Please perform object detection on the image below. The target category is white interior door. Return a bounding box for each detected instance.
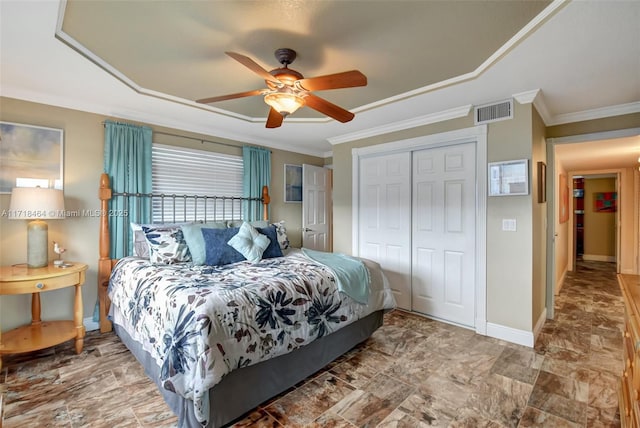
[358,152,412,309]
[302,164,331,251]
[412,142,476,327]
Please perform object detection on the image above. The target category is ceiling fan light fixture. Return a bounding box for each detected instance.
[264,92,305,116]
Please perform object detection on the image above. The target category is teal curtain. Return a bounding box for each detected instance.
[242,146,271,221]
[104,120,152,258]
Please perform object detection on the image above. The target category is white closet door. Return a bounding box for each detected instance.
[358,152,412,309]
[412,142,476,327]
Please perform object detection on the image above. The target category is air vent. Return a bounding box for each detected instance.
[474,99,513,125]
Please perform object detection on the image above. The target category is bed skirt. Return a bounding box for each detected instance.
[114,309,384,427]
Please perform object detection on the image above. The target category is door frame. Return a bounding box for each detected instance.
[351,125,488,334]
[546,127,640,319]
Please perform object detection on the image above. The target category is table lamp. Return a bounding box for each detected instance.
[9,187,65,268]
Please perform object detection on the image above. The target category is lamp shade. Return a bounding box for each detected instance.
[9,187,65,219]
[264,92,305,116]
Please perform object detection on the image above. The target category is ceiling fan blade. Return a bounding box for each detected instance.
[297,70,367,91]
[226,52,282,85]
[196,89,265,104]
[304,93,355,123]
[266,107,284,128]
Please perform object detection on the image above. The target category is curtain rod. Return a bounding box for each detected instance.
[101,122,270,152]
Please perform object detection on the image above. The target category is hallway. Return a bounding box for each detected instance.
[530,260,623,426]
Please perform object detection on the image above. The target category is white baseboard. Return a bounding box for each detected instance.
[486,322,534,348]
[533,307,547,341]
[84,317,100,332]
[582,254,616,262]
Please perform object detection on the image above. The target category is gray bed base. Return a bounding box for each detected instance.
[113,309,384,427]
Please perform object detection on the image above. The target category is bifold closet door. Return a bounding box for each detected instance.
[358,152,412,309]
[411,143,476,327]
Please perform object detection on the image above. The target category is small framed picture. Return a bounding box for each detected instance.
[284,164,302,203]
[0,121,64,193]
[537,161,546,203]
[488,159,529,196]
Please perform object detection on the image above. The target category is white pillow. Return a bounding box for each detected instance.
[227,222,270,263]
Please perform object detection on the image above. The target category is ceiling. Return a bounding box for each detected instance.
[1,0,639,161]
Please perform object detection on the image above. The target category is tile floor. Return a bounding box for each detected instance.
[0,260,623,427]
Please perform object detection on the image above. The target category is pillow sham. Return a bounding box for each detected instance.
[202,227,246,266]
[131,222,194,258]
[271,220,290,252]
[257,225,284,259]
[181,222,227,265]
[227,222,270,263]
[142,225,191,264]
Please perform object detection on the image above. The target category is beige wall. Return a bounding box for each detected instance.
[584,177,616,258]
[0,97,323,330]
[485,102,534,332]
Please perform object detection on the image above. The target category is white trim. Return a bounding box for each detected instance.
[351,153,360,256]
[548,127,640,145]
[549,101,640,126]
[352,125,487,157]
[352,125,487,334]
[534,307,548,342]
[486,322,534,348]
[582,254,616,263]
[84,317,99,332]
[513,89,540,105]
[329,105,472,145]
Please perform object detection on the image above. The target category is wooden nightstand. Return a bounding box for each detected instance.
[0,262,88,370]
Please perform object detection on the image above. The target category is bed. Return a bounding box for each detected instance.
[97,173,395,427]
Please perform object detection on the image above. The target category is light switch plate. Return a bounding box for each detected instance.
[502,219,517,231]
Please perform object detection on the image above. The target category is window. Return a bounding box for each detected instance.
[152,144,243,222]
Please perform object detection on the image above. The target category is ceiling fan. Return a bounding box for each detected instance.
[196,48,367,128]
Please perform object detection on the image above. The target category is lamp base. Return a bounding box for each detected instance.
[27,219,48,268]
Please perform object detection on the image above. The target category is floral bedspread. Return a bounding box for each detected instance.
[108,251,395,426]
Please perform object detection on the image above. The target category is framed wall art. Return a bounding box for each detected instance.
[488,159,529,196]
[559,173,569,223]
[284,164,302,203]
[594,192,617,212]
[537,161,546,203]
[0,121,64,193]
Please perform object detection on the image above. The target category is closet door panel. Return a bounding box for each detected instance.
[412,143,476,327]
[358,152,412,309]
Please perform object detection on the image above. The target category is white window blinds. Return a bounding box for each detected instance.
[152,144,244,222]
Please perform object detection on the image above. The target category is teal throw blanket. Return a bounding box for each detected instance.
[301,248,371,304]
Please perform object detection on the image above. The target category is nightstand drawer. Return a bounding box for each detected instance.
[0,272,81,295]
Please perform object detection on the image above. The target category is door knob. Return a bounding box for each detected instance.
[302,228,313,232]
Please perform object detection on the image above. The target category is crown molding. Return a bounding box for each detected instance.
[1,85,328,158]
[327,105,472,145]
[513,89,553,125]
[549,101,640,126]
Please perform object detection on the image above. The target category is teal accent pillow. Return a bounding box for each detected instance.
[228,222,270,263]
[181,222,227,265]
